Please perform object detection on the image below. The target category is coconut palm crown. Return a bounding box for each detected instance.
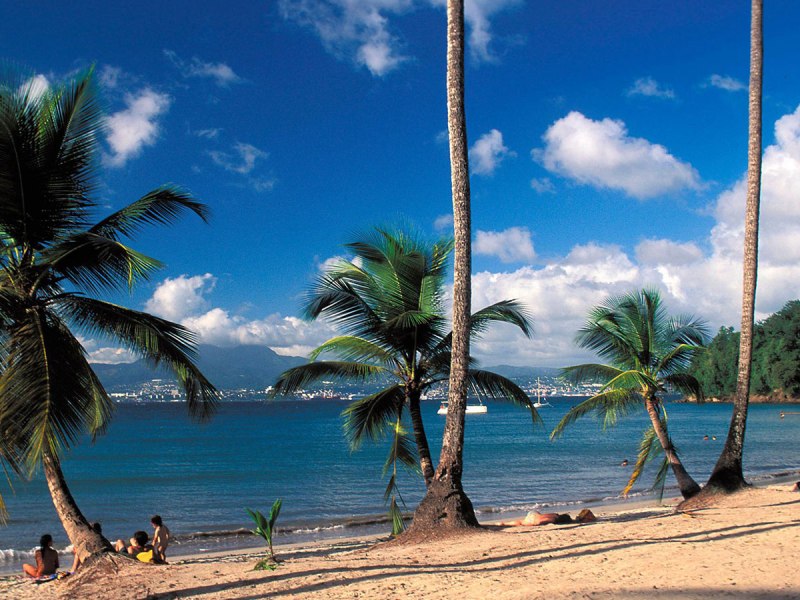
[0,66,217,559]
[551,288,709,499]
[272,227,540,491]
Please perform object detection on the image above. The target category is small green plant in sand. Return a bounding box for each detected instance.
[246,499,282,570]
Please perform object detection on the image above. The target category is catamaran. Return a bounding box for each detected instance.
[437,399,488,415]
[533,377,551,408]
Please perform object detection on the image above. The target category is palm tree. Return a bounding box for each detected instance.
[409,0,478,533]
[705,0,763,494]
[272,227,538,492]
[0,67,217,563]
[551,289,709,500]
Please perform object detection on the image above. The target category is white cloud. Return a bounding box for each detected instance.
[537,111,702,199]
[164,50,243,86]
[104,89,171,167]
[195,128,222,139]
[19,74,50,100]
[434,213,454,230]
[709,74,746,92]
[474,227,535,263]
[98,65,122,89]
[209,142,267,174]
[279,0,520,76]
[626,77,675,99]
[145,274,216,322]
[278,0,413,76]
[530,177,555,194]
[470,128,513,175]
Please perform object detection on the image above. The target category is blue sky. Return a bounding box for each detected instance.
[3,1,800,367]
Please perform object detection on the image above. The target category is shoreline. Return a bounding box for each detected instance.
[2,482,796,599]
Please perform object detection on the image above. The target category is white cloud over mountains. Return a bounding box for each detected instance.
[91,106,800,368]
[537,111,703,199]
[278,0,520,76]
[104,89,171,167]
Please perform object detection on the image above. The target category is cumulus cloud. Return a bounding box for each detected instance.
[98,65,122,89]
[279,0,520,76]
[709,74,746,92]
[474,227,535,263]
[164,50,243,86]
[145,273,216,322]
[104,89,171,167]
[470,128,513,175]
[469,105,800,365]
[626,77,675,99]
[537,111,703,199]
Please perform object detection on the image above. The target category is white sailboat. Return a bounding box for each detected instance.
[437,398,488,415]
[533,377,551,408]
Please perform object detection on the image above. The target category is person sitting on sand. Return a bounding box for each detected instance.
[791,481,800,492]
[500,509,596,527]
[114,530,153,559]
[151,515,171,563]
[70,522,102,573]
[22,534,59,578]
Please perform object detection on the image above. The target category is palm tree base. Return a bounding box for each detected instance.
[405,477,480,534]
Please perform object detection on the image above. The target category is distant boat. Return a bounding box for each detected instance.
[533,378,551,408]
[437,400,487,415]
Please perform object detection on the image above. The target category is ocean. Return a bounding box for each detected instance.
[0,398,797,573]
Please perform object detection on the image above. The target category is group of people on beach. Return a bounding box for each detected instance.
[22,515,170,579]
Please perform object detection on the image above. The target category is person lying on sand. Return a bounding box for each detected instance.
[22,534,59,578]
[500,509,596,527]
[791,481,800,492]
[114,530,153,560]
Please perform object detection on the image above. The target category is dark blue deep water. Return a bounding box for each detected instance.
[1,399,797,572]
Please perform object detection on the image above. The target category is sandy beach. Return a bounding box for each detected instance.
[2,485,797,600]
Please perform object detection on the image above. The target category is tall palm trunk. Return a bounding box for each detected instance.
[409,0,479,531]
[706,0,763,493]
[43,452,112,561]
[407,387,435,486]
[644,396,700,499]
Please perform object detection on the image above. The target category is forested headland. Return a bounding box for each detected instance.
[689,300,800,402]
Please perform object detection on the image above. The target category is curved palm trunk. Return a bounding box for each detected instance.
[407,388,435,487]
[43,452,112,562]
[409,0,479,531]
[644,396,701,499]
[706,0,763,493]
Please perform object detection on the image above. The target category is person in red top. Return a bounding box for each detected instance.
[22,534,59,578]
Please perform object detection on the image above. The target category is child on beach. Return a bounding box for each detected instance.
[22,534,59,578]
[114,530,153,561]
[151,515,171,563]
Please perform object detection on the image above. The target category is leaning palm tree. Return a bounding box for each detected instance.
[551,289,709,500]
[272,227,538,492]
[705,0,763,494]
[0,67,217,563]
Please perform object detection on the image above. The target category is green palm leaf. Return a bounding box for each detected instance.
[550,388,640,439]
[272,361,385,397]
[342,385,404,448]
[467,369,542,426]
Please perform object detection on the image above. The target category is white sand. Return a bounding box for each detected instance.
[3,485,798,599]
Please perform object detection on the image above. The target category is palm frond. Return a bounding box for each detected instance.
[550,388,640,439]
[89,186,209,240]
[663,372,705,403]
[271,361,384,397]
[467,369,542,426]
[622,426,659,496]
[341,385,404,449]
[560,363,624,385]
[468,300,534,339]
[42,233,163,294]
[307,336,398,368]
[56,296,217,421]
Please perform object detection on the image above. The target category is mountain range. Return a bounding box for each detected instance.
[91,345,563,391]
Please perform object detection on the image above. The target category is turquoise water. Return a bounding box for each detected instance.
[0,399,797,572]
